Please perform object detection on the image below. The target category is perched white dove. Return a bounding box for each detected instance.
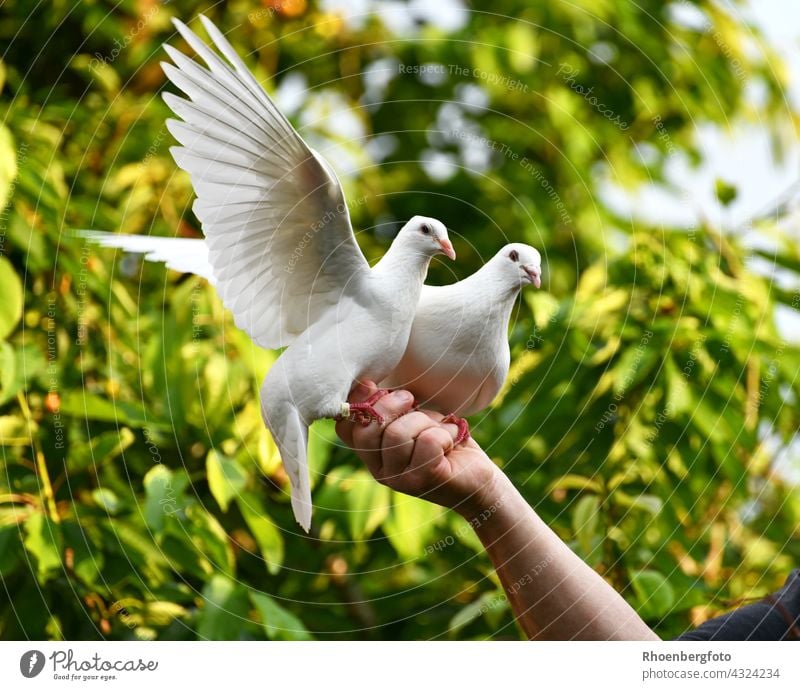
[381,243,542,442]
[81,16,456,532]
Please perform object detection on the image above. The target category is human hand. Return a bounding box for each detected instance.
[334,380,503,519]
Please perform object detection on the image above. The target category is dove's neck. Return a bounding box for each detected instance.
[465,261,523,323]
[373,238,433,293]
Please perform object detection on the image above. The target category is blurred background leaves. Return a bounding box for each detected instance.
[0,0,799,640]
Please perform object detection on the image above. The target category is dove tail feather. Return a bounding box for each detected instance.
[263,397,312,532]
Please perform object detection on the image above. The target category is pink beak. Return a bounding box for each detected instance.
[439,239,456,260]
[523,265,541,288]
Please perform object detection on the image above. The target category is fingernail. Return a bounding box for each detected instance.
[393,390,413,404]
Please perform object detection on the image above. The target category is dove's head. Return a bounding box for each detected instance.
[400,216,456,260]
[495,243,542,289]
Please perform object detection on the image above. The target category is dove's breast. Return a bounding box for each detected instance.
[276,275,423,419]
[383,288,511,416]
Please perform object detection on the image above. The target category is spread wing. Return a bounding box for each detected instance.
[163,16,369,349]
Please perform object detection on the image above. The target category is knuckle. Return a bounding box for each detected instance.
[382,424,411,449]
[417,426,442,446]
[414,428,448,460]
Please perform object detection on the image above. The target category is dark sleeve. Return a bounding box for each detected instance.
[675,570,800,641]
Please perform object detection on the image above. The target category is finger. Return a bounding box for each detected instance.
[349,379,378,403]
[379,411,441,479]
[438,418,461,446]
[410,425,455,471]
[399,426,457,497]
[351,389,416,475]
[334,416,355,448]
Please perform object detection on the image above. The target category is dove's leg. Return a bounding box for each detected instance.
[442,414,471,446]
[339,388,391,426]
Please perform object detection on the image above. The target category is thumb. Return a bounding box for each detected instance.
[349,379,378,403]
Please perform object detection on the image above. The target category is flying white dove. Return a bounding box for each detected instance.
[80,16,456,532]
[381,243,542,442]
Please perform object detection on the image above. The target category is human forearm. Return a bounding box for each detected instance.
[335,383,659,640]
[464,469,660,640]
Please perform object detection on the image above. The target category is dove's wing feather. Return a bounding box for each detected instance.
[164,18,369,350]
[77,232,215,283]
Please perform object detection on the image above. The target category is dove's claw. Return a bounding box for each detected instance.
[335,389,390,425]
[348,401,384,426]
[363,388,391,406]
[442,414,470,446]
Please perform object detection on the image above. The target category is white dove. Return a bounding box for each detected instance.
[81,16,456,532]
[381,243,542,442]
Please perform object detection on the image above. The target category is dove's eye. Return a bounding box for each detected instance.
[420,224,431,235]
[509,250,519,262]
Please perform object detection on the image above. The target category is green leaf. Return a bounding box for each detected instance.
[141,601,189,627]
[0,523,22,576]
[0,414,30,446]
[448,591,508,637]
[143,465,186,532]
[384,493,443,560]
[714,178,738,206]
[250,591,312,640]
[184,504,235,576]
[307,418,336,489]
[0,123,17,210]
[0,342,15,404]
[339,468,390,540]
[0,255,23,341]
[61,521,103,586]
[0,342,44,406]
[59,391,151,428]
[572,494,601,556]
[92,488,121,514]
[236,491,284,575]
[197,575,249,640]
[106,520,170,586]
[629,569,676,620]
[613,492,663,515]
[206,450,247,513]
[69,427,135,472]
[547,474,603,494]
[664,356,690,416]
[23,512,62,583]
[613,342,658,396]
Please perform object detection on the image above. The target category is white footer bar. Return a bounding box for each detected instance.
[1,641,796,689]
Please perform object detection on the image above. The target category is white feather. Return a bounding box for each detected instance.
[76,231,214,283]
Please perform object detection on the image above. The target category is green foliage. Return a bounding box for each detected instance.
[0,256,22,340]
[0,0,798,641]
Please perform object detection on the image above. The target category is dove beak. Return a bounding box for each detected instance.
[523,265,541,288]
[439,239,456,260]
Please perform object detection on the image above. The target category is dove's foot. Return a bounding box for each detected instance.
[442,414,471,446]
[340,388,390,426]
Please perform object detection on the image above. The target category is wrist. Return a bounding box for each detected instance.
[454,463,516,526]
